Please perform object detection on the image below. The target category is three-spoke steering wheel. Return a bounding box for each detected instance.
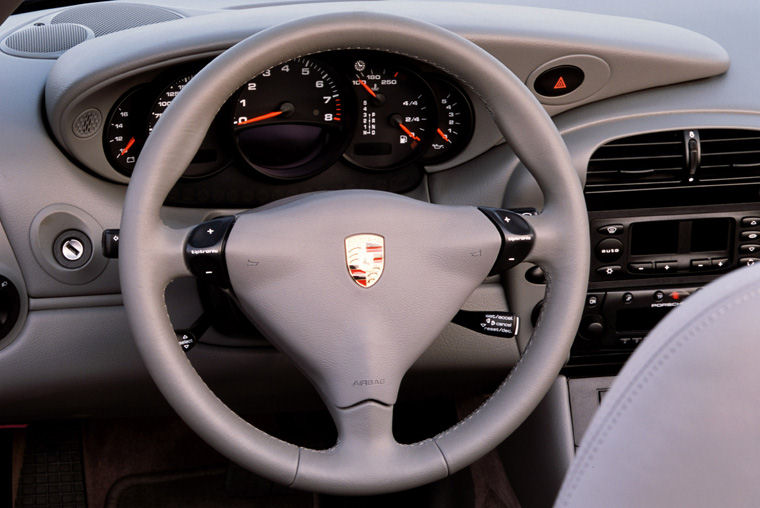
[119,12,589,495]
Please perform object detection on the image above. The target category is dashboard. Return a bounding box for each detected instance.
[0,0,755,423]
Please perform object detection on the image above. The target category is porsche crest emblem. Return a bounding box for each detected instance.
[345,234,385,288]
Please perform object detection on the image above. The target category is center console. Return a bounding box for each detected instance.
[569,204,760,367]
[562,126,760,369]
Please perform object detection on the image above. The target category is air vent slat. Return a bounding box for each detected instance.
[698,128,760,183]
[586,130,686,189]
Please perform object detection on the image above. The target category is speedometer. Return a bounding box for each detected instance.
[148,73,193,132]
[344,58,435,170]
[232,57,351,179]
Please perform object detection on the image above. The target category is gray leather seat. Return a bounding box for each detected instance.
[555,263,760,508]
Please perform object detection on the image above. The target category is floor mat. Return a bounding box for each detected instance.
[104,467,314,508]
[14,422,87,508]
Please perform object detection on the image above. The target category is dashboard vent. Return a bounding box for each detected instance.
[698,129,760,182]
[586,131,686,189]
[51,3,182,37]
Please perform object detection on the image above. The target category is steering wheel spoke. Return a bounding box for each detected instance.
[293,401,448,493]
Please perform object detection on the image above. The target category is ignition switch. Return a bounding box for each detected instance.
[52,229,92,269]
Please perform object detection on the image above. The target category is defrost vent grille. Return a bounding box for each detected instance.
[51,3,182,37]
[586,128,760,191]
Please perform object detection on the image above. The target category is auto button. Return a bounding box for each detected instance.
[595,238,624,262]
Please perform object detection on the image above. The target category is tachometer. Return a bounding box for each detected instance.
[232,57,351,179]
[344,58,435,170]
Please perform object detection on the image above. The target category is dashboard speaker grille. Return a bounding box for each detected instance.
[1,23,92,58]
[72,108,102,138]
[51,3,182,37]
[586,131,686,189]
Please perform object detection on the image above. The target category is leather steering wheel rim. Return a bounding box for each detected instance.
[119,11,589,495]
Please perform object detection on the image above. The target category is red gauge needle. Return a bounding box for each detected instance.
[236,110,284,126]
[117,137,135,158]
[397,122,421,142]
[437,128,451,143]
[358,79,378,98]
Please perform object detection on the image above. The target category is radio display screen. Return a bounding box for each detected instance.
[630,218,731,255]
[630,220,679,255]
[690,218,731,252]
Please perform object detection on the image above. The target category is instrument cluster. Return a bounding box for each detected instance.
[103,51,474,181]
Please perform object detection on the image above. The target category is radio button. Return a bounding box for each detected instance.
[668,290,688,301]
[629,262,653,273]
[586,293,604,309]
[711,257,729,268]
[690,258,712,271]
[596,265,623,278]
[595,238,624,262]
[739,257,760,267]
[655,261,678,273]
[741,231,760,241]
[740,244,760,255]
[597,224,624,235]
[741,217,760,228]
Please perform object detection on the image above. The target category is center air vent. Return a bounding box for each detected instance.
[587,128,760,191]
[586,131,686,189]
[698,129,760,181]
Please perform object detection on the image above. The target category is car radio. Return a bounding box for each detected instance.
[589,210,760,282]
[574,286,699,353]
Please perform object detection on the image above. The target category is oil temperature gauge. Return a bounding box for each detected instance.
[421,76,474,164]
[344,59,435,170]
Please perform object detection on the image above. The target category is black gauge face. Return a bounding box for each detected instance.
[148,73,194,133]
[103,71,230,179]
[104,86,149,176]
[421,76,474,164]
[231,57,350,179]
[343,58,435,171]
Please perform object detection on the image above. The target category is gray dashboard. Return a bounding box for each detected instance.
[0,0,750,420]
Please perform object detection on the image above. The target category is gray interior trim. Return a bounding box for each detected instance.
[29,293,122,310]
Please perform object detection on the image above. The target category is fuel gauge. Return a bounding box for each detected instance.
[421,76,474,165]
[344,59,435,171]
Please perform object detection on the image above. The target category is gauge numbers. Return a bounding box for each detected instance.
[231,57,350,179]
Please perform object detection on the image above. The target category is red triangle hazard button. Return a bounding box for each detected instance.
[553,76,567,90]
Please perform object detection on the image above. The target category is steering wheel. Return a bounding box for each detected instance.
[119,12,589,495]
